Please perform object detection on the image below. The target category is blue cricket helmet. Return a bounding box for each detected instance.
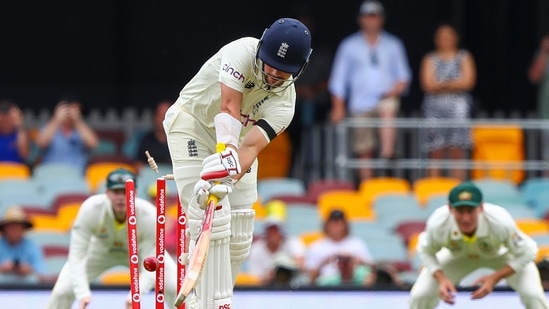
[257,18,313,76]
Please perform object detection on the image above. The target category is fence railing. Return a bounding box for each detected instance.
[295,117,549,185]
[23,107,549,185]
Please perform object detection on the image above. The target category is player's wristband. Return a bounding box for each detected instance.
[214,113,242,148]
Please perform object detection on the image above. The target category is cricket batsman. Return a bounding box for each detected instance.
[163,18,312,308]
[409,182,549,308]
[46,168,179,309]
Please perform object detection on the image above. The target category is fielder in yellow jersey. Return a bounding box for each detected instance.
[410,182,549,309]
[163,18,312,309]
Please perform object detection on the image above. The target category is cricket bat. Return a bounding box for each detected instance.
[175,143,226,307]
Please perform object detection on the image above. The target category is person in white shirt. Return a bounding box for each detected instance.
[46,168,179,309]
[248,215,305,285]
[409,182,549,309]
[304,209,373,285]
[163,17,312,308]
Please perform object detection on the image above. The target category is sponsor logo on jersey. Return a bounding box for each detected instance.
[245,81,255,89]
[251,96,270,114]
[477,240,493,252]
[187,139,198,157]
[222,63,245,83]
[239,112,257,126]
[98,227,109,238]
[512,233,524,246]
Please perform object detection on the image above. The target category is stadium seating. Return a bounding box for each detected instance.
[373,194,427,229]
[85,161,136,193]
[30,214,66,232]
[533,234,549,246]
[317,190,374,222]
[43,245,69,258]
[306,179,355,204]
[515,219,549,236]
[32,163,82,181]
[286,203,321,236]
[26,230,71,247]
[359,177,411,210]
[36,178,91,207]
[42,256,68,282]
[412,177,460,206]
[520,178,549,218]
[56,202,81,231]
[520,177,549,207]
[424,195,448,214]
[235,272,262,287]
[98,266,131,285]
[257,131,291,179]
[394,220,426,246]
[0,179,40,199]
[471,125,524,184]
[0,193,48,215]
[473,179,525,206]
[0,162,31,180]
[299,231,324,247]
[537,245,549,262]
[364,233,409,266]
[90,139,117,156]
[257,177,306,203]
[51,192,90,213]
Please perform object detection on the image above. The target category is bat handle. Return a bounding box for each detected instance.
[207,143,226,206]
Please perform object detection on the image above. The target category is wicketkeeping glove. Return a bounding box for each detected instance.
[192,179,233,210]
[200,149,241,182]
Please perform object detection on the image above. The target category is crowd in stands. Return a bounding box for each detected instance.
[0,0,549,293]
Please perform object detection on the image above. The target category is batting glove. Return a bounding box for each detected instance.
[200,149,241,182]
[192,179,233,210]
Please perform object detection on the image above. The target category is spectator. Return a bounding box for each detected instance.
[248,214,306,286]
[0,206,45,284]
[528,31,549,168]
[329,0,412,181]
[35,95,99,172]
[304,209,373,285]
[287,4,333,179]
[420,23,476,180]
[134,100,172,173]
[0,100,30,164]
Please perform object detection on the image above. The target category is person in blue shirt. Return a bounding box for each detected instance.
[35,96,99,172]
[0,206,45,283]
[329,0,411,181]
[0,101,30,163]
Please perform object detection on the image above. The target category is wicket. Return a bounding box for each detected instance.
[126,176,187,309]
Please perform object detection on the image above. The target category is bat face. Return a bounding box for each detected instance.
[175,199,216,306]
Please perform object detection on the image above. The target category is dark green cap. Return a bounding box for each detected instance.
[106,168,136,190]
[448,182,483,208]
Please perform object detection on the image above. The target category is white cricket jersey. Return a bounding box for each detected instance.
[175,37,296,142]
[68,194,158,300]
[417,203,538,275]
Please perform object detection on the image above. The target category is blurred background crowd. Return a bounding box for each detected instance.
[1,0,549,292]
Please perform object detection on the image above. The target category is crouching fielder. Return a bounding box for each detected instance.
[163,17,313,309]
[46,168,179,309]
[409,182,549,309]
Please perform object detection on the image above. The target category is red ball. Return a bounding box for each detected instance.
[143,256,158,272]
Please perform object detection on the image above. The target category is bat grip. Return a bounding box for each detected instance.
[207,143,227,206]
